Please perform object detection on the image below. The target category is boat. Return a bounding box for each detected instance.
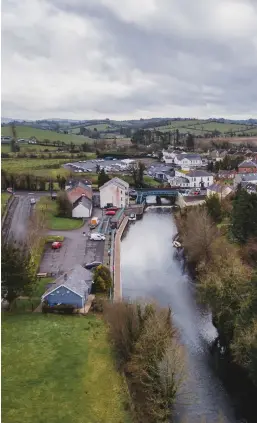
[173,240,182,248]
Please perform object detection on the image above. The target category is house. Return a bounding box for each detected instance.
[207,184,233,199]
[66,180,93,218]
[174,153,203,170]
[238,160,257,174]
[218,170,236,180]
[174,170,214,188]
[177,193,206,209]
[99,177,129,208]
[41,265,92,309]
[234,173,257,188]
[162,150,177,164]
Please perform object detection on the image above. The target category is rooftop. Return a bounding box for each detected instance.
[42,264,92,299]
[241,174,257,182]
[187,170,213,177]
[238,160,257,168]
[208,184,232,194]
[177,153,202,161]
[99,177,129,190]
[67,185,92,204]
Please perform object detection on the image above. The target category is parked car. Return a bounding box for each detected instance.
[84,261,102,270]
[192,191,200,196]
[30,198,36,205]
[106,206,118,211]
[128,213,136,221]
[105,210,116,216]
[52,241,62,249]
[90,233,105,241]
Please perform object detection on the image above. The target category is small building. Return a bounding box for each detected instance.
[234,173,257,188]
[207,184,233,200]
[175,170,214,188]
[218,170,236,179]
[174,153,203,170]
[99,177,129,209]
[177,193,206,209]
[41,265,92,309]
[66,181,93,218]
[238,160,257,174]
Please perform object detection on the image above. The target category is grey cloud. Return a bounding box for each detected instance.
[1,0,257,119]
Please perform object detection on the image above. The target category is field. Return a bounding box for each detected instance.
[2,158,71,179]
[154,119,257,136]
[1,143,58,153]
[1,125,92,144]
[37,196,83,230]
[2,313,131,423]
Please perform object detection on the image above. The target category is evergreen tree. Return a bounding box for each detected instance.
[231,188,257,244]
[98,169,110,187]
[1,241,35,305]
[92,265,112,293]
[56,191,72,217]
[186,133,195,150]
[205,194,222,223]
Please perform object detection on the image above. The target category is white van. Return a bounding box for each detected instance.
[90,233,105,241]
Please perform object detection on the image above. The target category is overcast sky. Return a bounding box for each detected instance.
[2,0,257,120]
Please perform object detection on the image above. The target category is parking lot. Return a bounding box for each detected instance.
[39,209,105,276]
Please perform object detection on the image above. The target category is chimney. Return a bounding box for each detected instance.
[64,274,68,281]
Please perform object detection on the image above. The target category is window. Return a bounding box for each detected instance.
[56,290,60,294]
[66,290,70,294]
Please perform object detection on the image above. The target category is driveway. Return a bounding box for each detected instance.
[39,208,105,275]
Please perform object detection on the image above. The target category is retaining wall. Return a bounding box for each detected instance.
[113,216,128,302]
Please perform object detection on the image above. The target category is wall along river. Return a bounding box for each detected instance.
[121,212,240,423]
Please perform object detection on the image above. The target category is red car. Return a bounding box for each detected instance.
[105,210,116,216]
[52,241,62,249]
[106,206,118,211]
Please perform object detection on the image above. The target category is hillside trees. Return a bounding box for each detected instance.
[205,194,223,223]
[1,241,35,305]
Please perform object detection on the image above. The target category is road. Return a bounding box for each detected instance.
[7,195,34,243]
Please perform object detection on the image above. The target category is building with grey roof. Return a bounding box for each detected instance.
[41,264,92,308]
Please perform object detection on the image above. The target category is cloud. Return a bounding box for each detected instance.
[1,0,257,119]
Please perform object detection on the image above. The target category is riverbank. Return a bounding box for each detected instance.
[174,207,257,423]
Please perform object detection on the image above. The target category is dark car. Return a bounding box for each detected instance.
[84,261,102,270]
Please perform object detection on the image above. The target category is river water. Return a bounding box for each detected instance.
[121,212,238,423]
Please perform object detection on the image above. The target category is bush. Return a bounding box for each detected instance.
[92,265,112,293]
[42,303,75,314]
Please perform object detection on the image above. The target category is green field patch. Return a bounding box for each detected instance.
[37,196,83,230]
[2,313,131,423]
[1,125,92,145]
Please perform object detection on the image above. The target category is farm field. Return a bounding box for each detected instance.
[154,119,257,135]
[1,125,92,144]
[37,196,83,230]
[2,158,71,178]
[2,313,131,423]
[1,143,58,153]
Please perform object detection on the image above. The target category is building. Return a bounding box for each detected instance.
[234,173,257,188]
[218,170,236,179]
[41,265,92,309]
[174,170,214,188]
[99,177,129,208]
[207,184,233,199]
[66,180,93,218]
[162,150,177,164]
[174,153,203,170]
[238,160,257,174]
[177,193,206,208]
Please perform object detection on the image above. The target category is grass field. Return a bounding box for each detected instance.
[154,119,257,135]
[1,143,58,153]
[2,158,71,179]
[1,125,92,145]
[1,192,11,215]
[37,196,83,230]
[2,313,131,423]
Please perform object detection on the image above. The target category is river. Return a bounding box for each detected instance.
[121,212,239,423]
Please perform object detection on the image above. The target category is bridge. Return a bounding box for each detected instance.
[135,187,181,204]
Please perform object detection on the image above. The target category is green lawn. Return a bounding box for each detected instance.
[37,196,83,230]
[1,125,92,145]
[2,313,131,423]
[1,143,58,153]
[1,192,11,215]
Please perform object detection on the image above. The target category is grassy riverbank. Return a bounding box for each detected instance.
[2,313,131,423]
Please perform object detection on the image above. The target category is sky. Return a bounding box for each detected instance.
[2,0,257,120]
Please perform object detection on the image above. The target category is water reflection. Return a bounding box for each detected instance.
[121,213,237,423]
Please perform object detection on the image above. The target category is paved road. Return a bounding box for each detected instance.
[7,195,34,243]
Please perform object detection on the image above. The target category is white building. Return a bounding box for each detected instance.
[174,170,214,188]
[207,184,232,200]
[174,153,203,170]
[72,196,92,218]
[99,177,129,209]
[162,150,203,170]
